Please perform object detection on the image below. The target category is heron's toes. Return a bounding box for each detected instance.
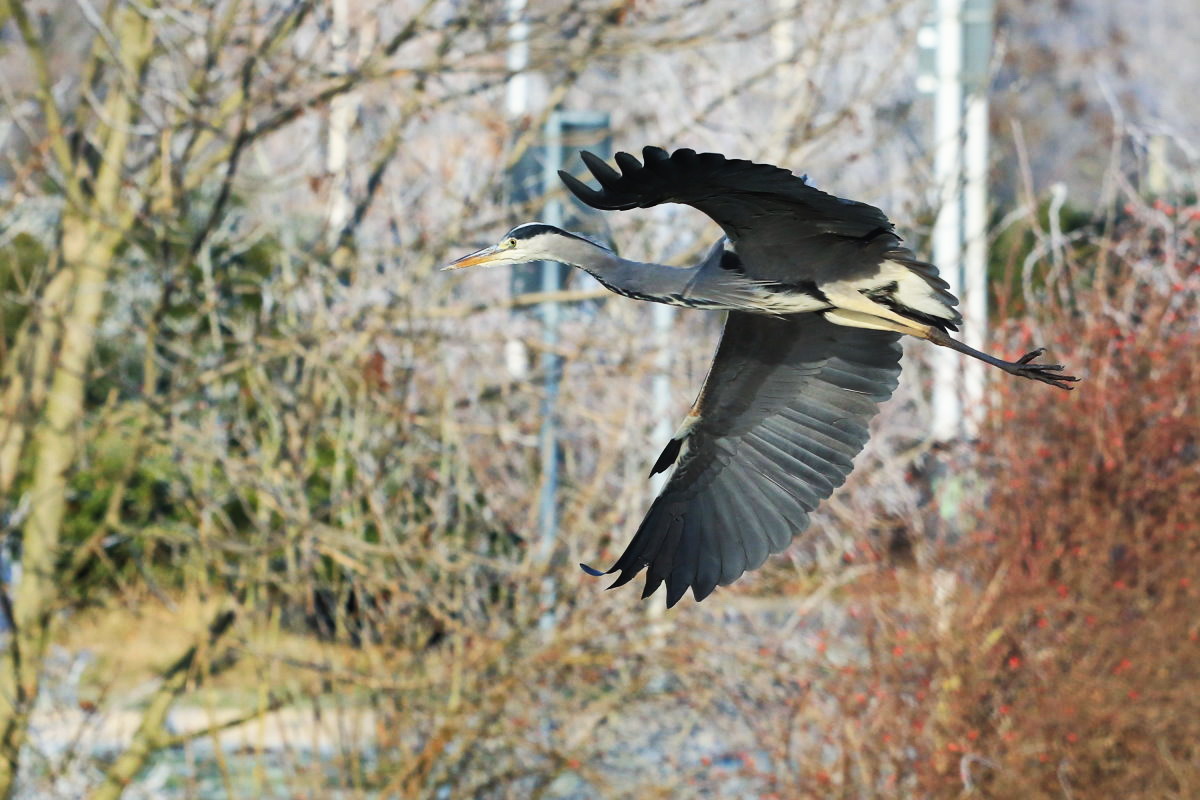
[1016,347,1046,365]
[1004,347,1078,389]
[1012,361,1078,390]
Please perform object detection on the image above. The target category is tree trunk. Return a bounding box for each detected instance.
[0,6,155,794]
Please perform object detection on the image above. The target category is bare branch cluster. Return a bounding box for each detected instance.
[1,0,1196,797]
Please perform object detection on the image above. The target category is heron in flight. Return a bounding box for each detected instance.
[447,146,1076,607]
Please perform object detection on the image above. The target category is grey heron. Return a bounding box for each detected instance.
[446,146,1076,607]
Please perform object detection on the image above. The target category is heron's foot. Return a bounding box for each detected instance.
[1005,348,1079,390]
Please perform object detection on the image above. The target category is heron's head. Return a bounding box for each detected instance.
[443,223,605,270]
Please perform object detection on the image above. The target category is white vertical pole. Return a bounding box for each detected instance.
[504,0,558,624]
[326,0,354,241]
[504,0,531,383]
[536,115,563,630]
[1146,133,1168,196]
[768,0,802,158]
[539,116,564,563]
[771,0,799,75]
[930,0,964,442]
[505,0,530,118]
[962,91,989,434]
[961,0,993,435]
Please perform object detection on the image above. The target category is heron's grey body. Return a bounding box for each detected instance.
[446,147,1076,607]
[498,222,958,327]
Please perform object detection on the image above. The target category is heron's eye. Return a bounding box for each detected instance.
[504,238,518,249]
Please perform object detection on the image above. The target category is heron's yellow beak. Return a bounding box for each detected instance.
[443,245,502,271]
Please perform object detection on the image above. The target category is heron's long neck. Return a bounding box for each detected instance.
[550,237,696,304]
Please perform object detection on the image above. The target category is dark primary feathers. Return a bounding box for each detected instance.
[559,146,902,284]
[591,313,903,607]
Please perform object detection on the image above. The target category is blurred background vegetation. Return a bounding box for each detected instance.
[1,0,1197,797]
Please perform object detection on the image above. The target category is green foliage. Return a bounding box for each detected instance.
[165,234,280,328]
[59,415,184,595]
[0,232,47,349]
[988,197,1095,312]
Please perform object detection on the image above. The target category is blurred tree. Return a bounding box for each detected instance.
[0,0,490,792]
[2,0,1190,798]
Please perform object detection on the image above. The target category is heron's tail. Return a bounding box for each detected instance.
[881,251,962,331]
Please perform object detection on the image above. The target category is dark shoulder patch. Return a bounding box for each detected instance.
[649,437,683,476]
[718,249,744,273]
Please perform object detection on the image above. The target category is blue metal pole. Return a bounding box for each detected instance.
[537,114,565,627]
[539,114,564,559]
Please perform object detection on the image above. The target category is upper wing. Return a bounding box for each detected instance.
[590,312,903,607]
[559,146,900,283]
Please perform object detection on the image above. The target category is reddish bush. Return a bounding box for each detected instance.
[822,206,1200,798]
[944,208,1200,797]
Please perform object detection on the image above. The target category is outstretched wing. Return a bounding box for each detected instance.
[559,146,899,283]
[588,312,903,607]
